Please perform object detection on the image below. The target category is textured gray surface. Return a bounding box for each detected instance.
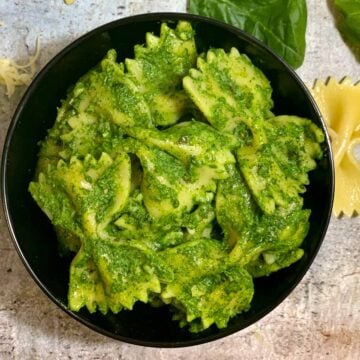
[0,1,359,359]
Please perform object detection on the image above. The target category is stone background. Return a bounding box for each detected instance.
[0,1,359,359]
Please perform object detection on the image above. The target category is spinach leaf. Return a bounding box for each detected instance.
[188,0,307,69]
[333,0,360,51]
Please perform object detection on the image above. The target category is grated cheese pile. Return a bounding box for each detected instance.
[0,38,40,97]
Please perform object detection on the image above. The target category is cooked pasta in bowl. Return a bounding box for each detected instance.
[1,13,334,347]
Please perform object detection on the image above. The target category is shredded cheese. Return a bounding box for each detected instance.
[0,38,40,97]
[311,77,360,217]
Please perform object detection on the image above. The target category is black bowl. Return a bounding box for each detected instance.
[1,13,334,347]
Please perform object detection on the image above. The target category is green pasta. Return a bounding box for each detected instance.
[29,21,324,333]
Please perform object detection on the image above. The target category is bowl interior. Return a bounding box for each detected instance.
[1,13,333,347]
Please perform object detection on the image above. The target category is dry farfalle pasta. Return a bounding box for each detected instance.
[311,77,360,217]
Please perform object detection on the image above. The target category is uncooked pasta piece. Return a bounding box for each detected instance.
[311,77,360,216]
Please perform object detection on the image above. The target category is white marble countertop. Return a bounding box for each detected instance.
[0,1,359,359]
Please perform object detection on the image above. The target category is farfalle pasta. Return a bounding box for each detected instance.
[29,21,325,332]
[311,77,360,217]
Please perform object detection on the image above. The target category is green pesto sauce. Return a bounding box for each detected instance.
[29,20,324,334]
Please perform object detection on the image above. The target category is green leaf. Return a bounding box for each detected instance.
[188,0,307,68]
[333,0,360,54]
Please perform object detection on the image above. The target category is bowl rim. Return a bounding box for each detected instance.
[1,12,334,348]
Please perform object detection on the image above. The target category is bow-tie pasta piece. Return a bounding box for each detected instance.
[311,77,360,217]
